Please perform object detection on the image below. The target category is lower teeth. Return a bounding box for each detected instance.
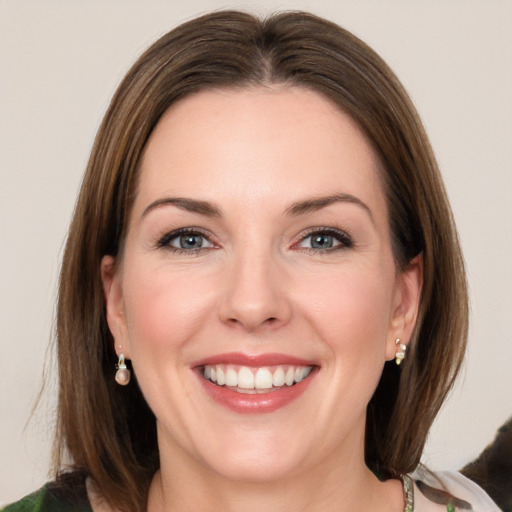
[223,385,288,394]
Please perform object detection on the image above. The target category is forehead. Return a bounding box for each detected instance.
[135,86,385,217]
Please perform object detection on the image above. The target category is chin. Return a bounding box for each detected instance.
[190,425,312,484]
[208,451,304,484]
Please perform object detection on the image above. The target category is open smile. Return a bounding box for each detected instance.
[203,364,313,393]
[193,353,318,413]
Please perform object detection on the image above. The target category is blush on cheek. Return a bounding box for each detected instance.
[123,275,214,354]
[304,278,391,370]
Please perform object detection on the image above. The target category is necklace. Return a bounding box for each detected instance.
[402,475,414,512]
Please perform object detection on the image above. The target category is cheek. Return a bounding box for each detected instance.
[297,264,395,358]
[121,263,216,356]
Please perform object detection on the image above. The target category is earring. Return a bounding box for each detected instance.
[395,339,407,365]
[115,354,131,385]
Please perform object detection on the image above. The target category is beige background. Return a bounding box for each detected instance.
[1,0,511,504]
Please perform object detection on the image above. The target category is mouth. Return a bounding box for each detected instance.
[202,364,313,394]
[193,353,318,414]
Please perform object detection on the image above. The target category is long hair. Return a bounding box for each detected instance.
[54,10,468,511]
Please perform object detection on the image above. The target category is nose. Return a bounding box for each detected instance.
[218,247,292,333]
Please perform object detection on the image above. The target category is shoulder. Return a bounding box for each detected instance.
[2,472,92,512]
[1,487,47,512]
[412,466,502,511]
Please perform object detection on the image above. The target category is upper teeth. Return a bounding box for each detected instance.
[203,364,313,390]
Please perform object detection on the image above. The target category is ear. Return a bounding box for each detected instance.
[385,254,423,361]
[101,255,131,358]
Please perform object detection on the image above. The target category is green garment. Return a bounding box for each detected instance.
[2,474,91,512]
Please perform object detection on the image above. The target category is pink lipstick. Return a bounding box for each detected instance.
[192,352,318,414]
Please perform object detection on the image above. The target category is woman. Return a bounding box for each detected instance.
[2,10,500,512]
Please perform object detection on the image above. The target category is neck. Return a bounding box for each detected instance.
[148,438,404,512]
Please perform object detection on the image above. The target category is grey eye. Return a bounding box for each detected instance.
[159,230,214,251]
[299,232,343,250]
[174,233,205,249]
[296,228,353,252]
[309,233,336,249]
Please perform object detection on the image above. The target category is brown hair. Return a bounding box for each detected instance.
[54,10,468,511]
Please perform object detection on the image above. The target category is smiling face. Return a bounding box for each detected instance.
[102,86,421,484]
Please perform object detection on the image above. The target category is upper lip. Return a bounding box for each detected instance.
[191,352,317,368]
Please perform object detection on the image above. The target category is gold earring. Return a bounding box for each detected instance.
[395,339,407,365]
[115,354,131,385]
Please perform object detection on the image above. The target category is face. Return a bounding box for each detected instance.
[102,87,421,484]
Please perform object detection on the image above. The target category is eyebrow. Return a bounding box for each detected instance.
[141,192,373,222]
[142,197,222,218]
[285,193,374,223]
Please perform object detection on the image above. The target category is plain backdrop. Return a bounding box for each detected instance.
[1,0,511,504]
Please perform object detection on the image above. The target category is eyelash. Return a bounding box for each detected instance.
[295,227,354,254]
[156,227,354,255]
[156,227,215,255]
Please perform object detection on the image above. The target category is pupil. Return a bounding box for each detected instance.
[180,234,202,249]
[312,234,333,249]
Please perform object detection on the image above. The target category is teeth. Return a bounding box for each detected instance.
[254,368,273,389]
[225,368,237,387]
[272,367,285,387]
[202,364,313,391]
[216,367,225,386]
[285,367,295,386]
[238,367,254,389]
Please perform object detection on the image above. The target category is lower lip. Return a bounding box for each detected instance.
[196,369,317,414]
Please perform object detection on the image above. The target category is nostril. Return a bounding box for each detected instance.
[228,316,276,323]
[226,316,278,329]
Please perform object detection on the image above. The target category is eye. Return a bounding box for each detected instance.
[297,228,353,252]
[157,228,215,252]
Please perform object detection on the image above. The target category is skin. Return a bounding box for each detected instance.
[101,86,422,512]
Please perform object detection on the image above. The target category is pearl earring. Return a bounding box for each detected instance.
[395,339,407,365]
[115,354,131,385]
